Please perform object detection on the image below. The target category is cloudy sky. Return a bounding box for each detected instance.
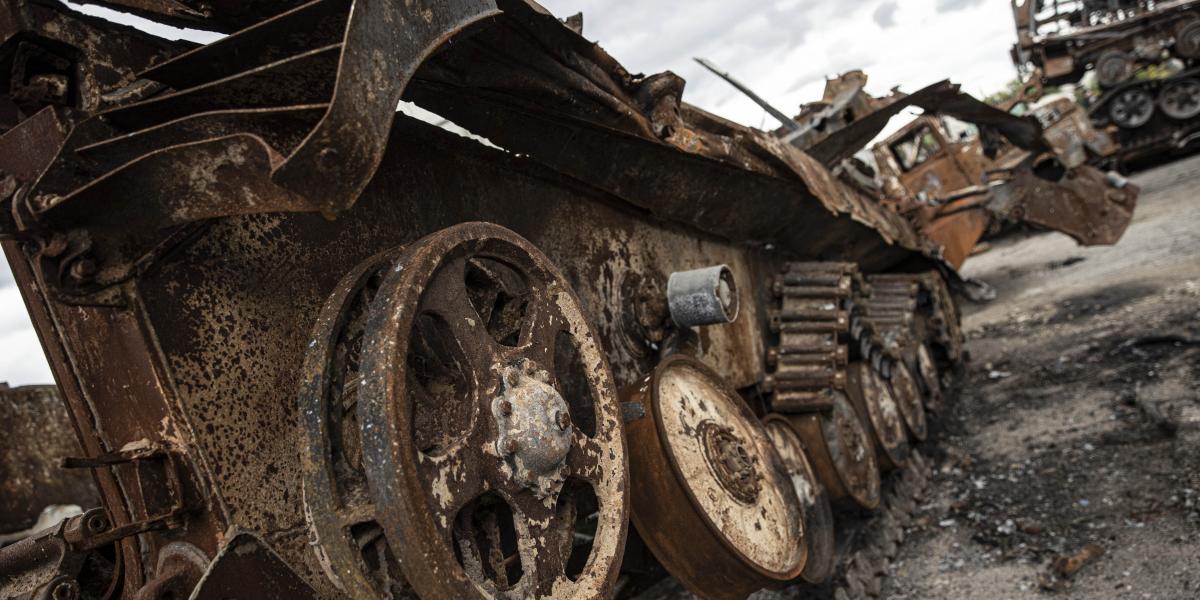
[537,0,1020,127]
[0,0,1020,385]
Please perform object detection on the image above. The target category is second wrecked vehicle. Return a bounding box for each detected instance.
[700,64,1138,269]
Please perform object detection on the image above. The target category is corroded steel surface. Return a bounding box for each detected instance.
[623,355,804,600]
[357,223,629,599]
[888,362,928,442]
[785,392,881,511]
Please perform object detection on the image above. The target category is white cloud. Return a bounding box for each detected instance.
[539,0,1020,128]
[0,269,52,385]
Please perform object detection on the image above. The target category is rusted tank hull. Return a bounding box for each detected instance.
[0,1,971,598]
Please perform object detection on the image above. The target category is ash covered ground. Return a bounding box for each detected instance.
[636,155,1200,600]
[881,154,1200,599]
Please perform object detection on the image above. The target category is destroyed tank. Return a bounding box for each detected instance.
[1011,0,1200,165]
[0,2,1131,599]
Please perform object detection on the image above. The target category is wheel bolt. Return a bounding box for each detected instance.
[51,581,78,600]
[503,438,519,454]
[556,411,572,430]
[499,400,513,416]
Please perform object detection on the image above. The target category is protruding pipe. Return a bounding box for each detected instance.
[666,265,739,327]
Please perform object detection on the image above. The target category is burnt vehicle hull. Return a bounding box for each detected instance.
[0,1,1090,599]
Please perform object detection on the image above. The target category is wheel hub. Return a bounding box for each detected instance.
[493,359,573,497]
[699,421,761,504]
[1110,89,1155,129]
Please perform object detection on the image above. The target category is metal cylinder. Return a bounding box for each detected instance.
[666,265,738,327]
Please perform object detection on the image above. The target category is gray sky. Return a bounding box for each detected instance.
[0,0,1019,385]
[537,0,1019,127]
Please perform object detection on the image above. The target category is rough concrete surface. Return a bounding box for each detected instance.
[881,154,1200,599]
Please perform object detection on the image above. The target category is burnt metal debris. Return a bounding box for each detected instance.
[0,1,1140,599]
[700,65,1138,270]
[1011,0,1200,165]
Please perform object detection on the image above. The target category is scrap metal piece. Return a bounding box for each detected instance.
[666,265,739,328]
[624,355,806,600]
[357,223,629,599]
[0,508,117,599]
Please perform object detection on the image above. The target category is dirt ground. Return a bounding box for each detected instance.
[880,154,1200,599]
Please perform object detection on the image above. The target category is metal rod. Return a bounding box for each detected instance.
[693,57,802,132]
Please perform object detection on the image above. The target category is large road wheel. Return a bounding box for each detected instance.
[846,362,910,470]
[624,355,806,600]
[1109,88,1156,129]
[300,248,416,598]
[915,344,943,410]
[1176,20,1200,59]
[1159,79,1200,120]
[357,223,629,600]
[762,415,836,584]
[1095,50,1135,88]
[888,362,928,441]
[786,391,881,510]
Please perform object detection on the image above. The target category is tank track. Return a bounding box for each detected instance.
[765,262,857,411]
[765,266,958,599]
[812,452,934,600]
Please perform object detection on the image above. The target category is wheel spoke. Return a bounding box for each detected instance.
[416,436,489,539]
[420,256,504,382]
[519,287,569,372]
[514,498,569,595]
[566,430,605,483]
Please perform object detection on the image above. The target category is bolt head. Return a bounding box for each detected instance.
[51,581,78,600]
[503,438,519,454]
[499,400,513,416]
[556,410,572,430]
[85,513,108,534]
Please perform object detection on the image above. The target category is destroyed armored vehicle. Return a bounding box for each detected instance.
[699,66,1138,269]
[0,2,1135,599]
[1011,0,1200,165]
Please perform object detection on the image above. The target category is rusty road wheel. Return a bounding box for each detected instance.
[358,223,629,600]
[888,362,928,441]
[761,415,836,585]
[786,391,881,510]
[300,249,416,598]
[1158,79,1200,120]
[624,355,806,600]
[847,363,910,471]
[915,344,942,410]
[1109,88,1155,129]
